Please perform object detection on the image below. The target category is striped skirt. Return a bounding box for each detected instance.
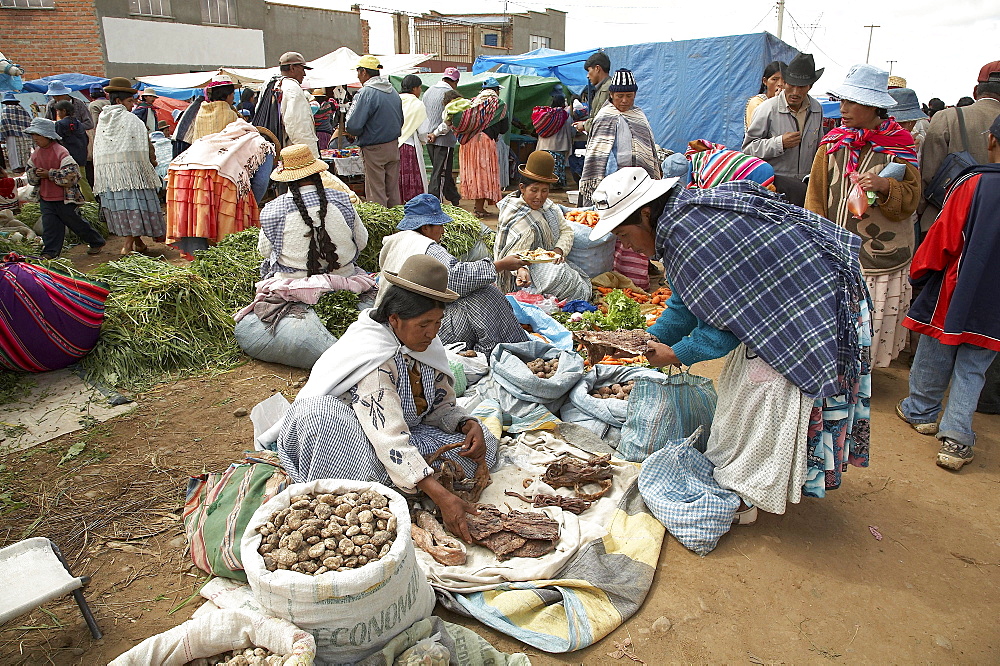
[459,132,501,203]
[102,188,165,239]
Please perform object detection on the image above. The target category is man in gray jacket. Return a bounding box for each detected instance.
[743,53,825,206]
[346,54,404,207]
[421,67,461,206]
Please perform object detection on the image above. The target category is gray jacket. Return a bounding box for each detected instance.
[742,90,824,181]
[420,80,457,148]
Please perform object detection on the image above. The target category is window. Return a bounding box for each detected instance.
[201,0,237,26]
[0,0,55,7]
[129,0,171,17]
[444,31,469,57]
[483,32,498,47]
[529,35,551,51]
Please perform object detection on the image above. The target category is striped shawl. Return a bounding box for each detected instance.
[578,103,660,206]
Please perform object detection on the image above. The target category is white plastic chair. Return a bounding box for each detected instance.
[0,537,102,638]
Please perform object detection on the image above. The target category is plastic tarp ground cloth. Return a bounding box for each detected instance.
[603,32,799,152]
[21,73,110,93]
[473,47,597,94]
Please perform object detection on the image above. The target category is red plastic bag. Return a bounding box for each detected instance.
[847,172,870,219]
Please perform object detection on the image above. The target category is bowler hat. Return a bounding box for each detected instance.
[45,80,72,96]
[104,77,138,94]
[518,150,559,184]
[779,53,824,87]
[397,194,453,231]
[383,254,459,303]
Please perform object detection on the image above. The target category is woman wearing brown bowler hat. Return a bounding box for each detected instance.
[495,150,591,302]
[269,254,498,542]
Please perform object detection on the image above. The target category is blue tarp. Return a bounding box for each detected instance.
[473,47,596,94]
[602,33,798,153]
[22,73,110,93]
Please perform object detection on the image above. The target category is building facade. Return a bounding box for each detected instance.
[413,9,566,72]
[0,0,365,79]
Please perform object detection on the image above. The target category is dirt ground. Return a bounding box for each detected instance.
[2,229,999,664]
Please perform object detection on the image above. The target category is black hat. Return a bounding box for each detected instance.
[989,113,1000,140]
[584,51,610,72]
[780,53,824,87]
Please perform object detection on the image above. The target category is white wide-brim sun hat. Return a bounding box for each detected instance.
[588,167,680,241]
[828,63,898,109]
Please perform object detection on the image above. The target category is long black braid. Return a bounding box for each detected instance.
[288,172,341,275]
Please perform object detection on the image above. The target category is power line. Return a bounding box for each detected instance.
[785,9,842,67]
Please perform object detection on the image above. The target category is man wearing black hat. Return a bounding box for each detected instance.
[574,51,612,135]
[743,53,825,206]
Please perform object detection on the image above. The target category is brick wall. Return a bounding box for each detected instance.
[1,0,105,79]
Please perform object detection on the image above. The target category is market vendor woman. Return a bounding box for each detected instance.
[379,193,528,353]
[495,150,591,302]
[589,167,872,522]
[274,255,498,541]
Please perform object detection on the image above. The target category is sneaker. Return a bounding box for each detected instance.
[896,399,938,435]
[87,244,105,255]
[936,438,974,471]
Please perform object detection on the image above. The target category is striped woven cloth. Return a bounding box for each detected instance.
[0,254,108,372]
[685,139,775,190]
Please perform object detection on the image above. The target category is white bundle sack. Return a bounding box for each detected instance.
[242,480,435,665]
[108,608,316,665]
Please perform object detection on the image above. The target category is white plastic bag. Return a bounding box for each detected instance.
[108,608,316,666]
[241,480,435,665]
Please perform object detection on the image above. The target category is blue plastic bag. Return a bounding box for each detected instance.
[505,296,573,350]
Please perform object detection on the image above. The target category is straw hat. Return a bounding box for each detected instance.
[270,144,328,182]
[517,150,559,184]
[255,126,281,151]
[887,75,907,89]
[383,255,459,303]
[140,87,158,98]
[104,77,138,94]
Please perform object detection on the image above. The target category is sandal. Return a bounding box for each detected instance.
[473,210,487,219]
[133,240,148,254]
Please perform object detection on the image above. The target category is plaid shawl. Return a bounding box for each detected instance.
[0,103,31,138]
[657,181,870,398]
[495,194,565,293]
[578,104,660,206]
[820,119,918,174]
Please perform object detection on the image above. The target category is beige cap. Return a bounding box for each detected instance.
[278,51,312,69]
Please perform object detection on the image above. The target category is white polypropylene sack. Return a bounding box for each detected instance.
[566,221,615,278]
[108,608,316,666]
[241,480,435,665]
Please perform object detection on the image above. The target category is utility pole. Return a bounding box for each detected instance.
[886,60,897,75]
[864,24,880,63]
[776,0,785,40]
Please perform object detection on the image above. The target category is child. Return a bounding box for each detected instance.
[53,99,93,201]
[24,117,104,259]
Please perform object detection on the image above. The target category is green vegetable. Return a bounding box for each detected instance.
[191,228,262,312]
[14,202,40,230]
[80,254,242,392]
[602,289,645,330]
[313,290,361,338]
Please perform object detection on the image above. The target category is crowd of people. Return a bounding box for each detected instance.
[1,49,998,535]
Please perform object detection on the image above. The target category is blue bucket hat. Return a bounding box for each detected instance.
[45,79,73,96]
[397,194,453,231]
[482,76,502,90]
[887,88,928,122]
[25,117,61,141]
[828,64,897,109]
[2,91,18,104]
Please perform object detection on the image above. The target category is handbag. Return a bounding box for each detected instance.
[925,107,979,209]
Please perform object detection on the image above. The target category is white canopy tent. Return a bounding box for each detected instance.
[136,47,435,91]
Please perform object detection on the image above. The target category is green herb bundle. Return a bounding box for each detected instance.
[191,228,262,312]
[80,254,242,392]
[313,290,361,338]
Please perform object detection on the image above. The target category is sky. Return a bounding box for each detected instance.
[272,0,999,106]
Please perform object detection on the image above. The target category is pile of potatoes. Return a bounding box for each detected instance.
[526,357,560,379]
[185,647,284,666]
[590,380,635,400]
[256,490,397,574]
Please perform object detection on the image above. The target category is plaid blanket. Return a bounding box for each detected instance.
[657,181,870,398]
